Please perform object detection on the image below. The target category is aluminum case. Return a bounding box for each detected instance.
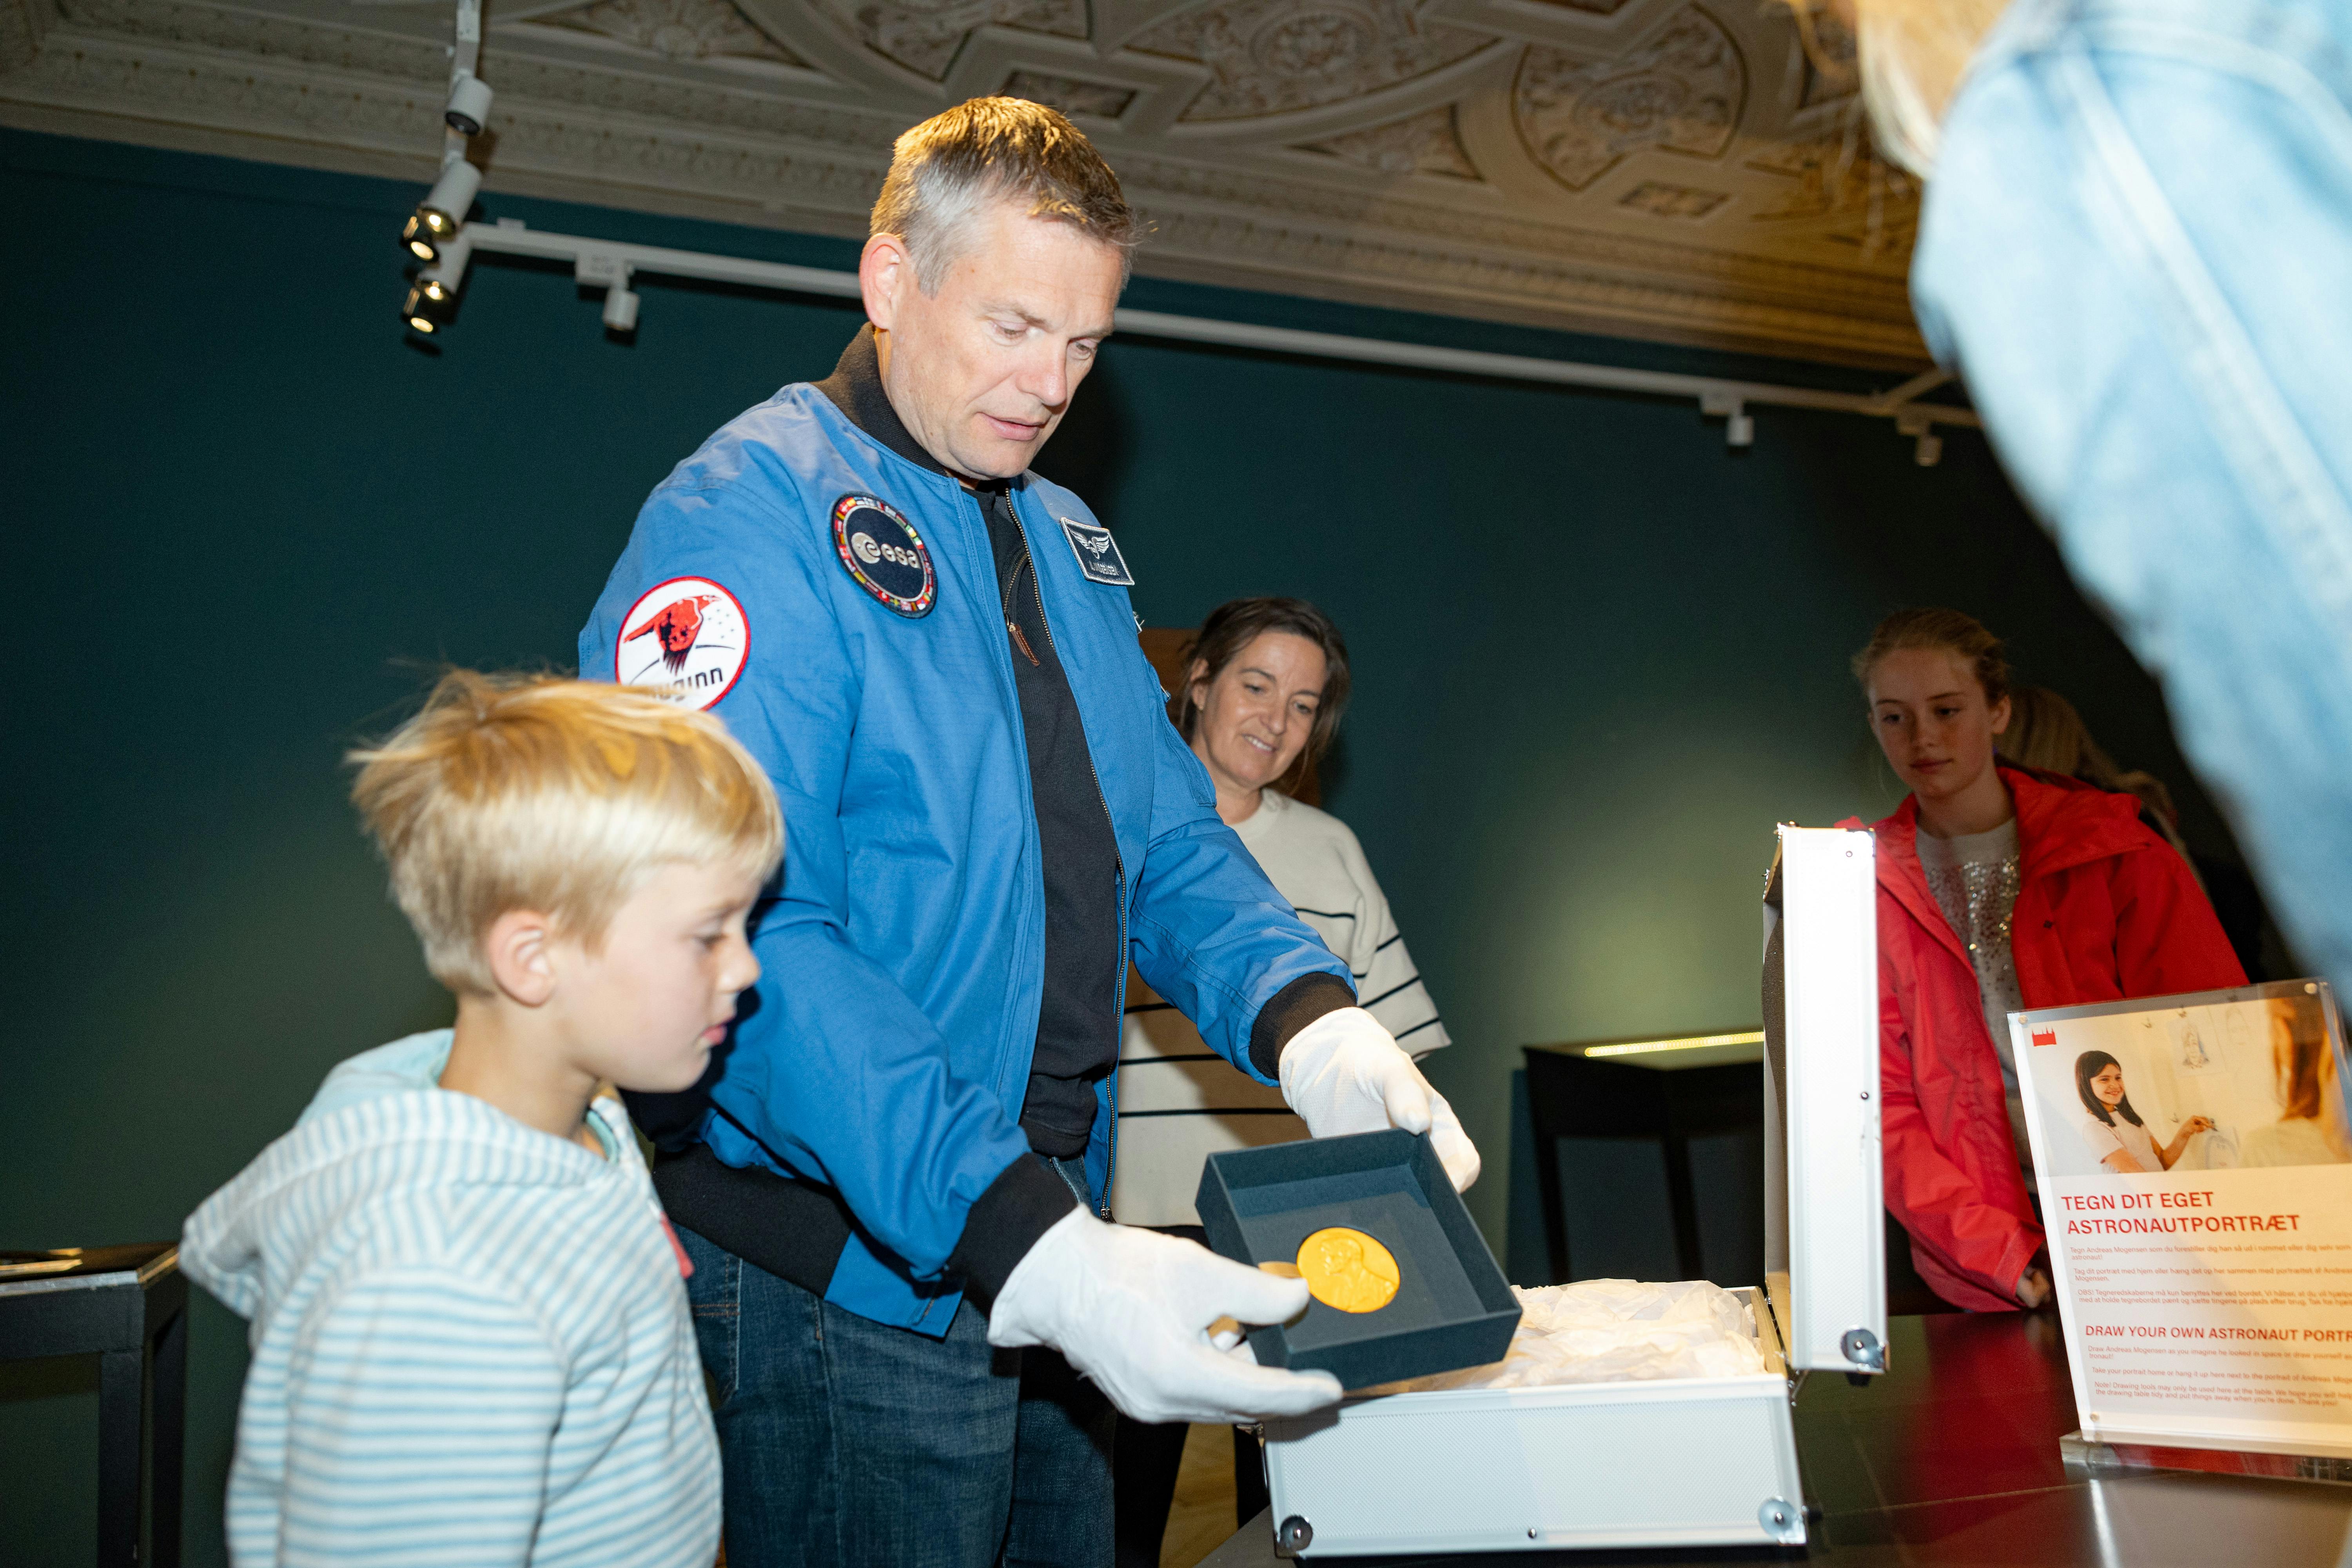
[1257,825,1888,1556]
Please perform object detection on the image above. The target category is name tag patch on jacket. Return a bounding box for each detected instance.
[833,494,936,618]
[1058,517,1135,587]
[616,576,749,711]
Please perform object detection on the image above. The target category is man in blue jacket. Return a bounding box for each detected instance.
[583,97,1480,1567]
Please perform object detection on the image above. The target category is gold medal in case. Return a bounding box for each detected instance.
[1294,1227,1400,1313]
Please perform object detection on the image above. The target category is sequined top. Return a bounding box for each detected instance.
[1916,818,2033,1180]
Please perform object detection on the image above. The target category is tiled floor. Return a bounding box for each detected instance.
[1158,1423,1240,1568]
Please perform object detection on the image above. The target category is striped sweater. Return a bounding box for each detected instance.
[1112,790,1450,1226]
[180,1031,720,1568]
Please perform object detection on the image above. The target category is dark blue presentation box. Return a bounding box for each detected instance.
[1196,1129,1521,1392]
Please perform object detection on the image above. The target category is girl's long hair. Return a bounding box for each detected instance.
[2074,1049,2145,1128]
[1852,606,2009,705]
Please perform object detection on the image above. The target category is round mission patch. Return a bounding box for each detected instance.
[832,494,935,617]
[615,575,749,711]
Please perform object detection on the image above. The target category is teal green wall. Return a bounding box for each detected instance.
[1,128,2249,1563]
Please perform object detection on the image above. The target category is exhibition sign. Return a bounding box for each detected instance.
[2015,982,2352,1459]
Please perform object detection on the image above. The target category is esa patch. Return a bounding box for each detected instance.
[833,494,936,618]
[616,576,748,710]
[1058,516,1135,587]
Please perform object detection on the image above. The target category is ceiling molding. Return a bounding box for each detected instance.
[0,0,1930,366]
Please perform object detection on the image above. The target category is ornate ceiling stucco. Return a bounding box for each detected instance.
[1127,0,1491,122]
[0,0,1929,365]
[1512,6,1742,193]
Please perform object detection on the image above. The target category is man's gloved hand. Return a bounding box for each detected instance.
[1279,1007,1481,1191]
[987,1209,1344,1425]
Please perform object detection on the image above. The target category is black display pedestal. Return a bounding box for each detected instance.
[2,1243,189,1567]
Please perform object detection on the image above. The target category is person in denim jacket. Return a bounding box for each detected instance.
[1826,0,2352,1004]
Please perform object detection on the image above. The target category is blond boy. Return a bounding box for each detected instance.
[181,671,781,1567]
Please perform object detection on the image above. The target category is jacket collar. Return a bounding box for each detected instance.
[814,325,1010,495]
[1856,765,2151,960]
[1859,798,1967,968]
[2005,765,2150,875]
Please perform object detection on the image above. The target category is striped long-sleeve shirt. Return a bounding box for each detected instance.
[1112,789,1450,1227]
[180,1032,720,1568]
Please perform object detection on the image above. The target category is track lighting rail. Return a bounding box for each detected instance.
[425,218,1976,465]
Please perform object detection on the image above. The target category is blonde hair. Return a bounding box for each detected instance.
[2270,996,2339,1125]
[871,97,1141,292]
[1851,607,2011,704]
[1789,1,2011,176]
[1999,685,2207,885]
[2000,686,2180,823]
[349,671,784,994]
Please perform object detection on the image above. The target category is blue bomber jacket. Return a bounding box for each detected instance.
[580,350,1352,1334]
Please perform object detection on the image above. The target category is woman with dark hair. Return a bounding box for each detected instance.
[1113,595,1450,1220]
[1176,596,1351,821]
[1112,597,1451,1563]
[1842,608,2244,1310]
[2073,1051,2211,1174]
[1181,599,1441,1040]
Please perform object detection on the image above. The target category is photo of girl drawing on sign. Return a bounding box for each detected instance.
[2073,1052,2212,1174]
[2020,990,2352,1180]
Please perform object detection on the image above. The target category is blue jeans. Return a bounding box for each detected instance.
[1913,0,2352,1000]
[681,1225,1114,1568]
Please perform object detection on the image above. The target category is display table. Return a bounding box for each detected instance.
[0,1243,187,1567]
[1201,1310,2352,1564]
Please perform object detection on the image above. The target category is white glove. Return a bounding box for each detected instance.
[1279,1007,1482,1191]
[987,1208,1344,1425]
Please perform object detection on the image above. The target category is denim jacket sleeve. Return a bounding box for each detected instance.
[581,476,1037,1281]
[1913,0,2352,999]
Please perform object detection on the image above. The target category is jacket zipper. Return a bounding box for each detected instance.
[1001,548,1040,666]
[1008,494,1128,1217]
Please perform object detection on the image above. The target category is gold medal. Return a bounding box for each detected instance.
[1294,1227,1401,1313]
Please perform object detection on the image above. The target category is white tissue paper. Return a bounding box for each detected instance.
[1379,1279,1766,1393]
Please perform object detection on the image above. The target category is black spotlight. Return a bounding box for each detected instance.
[402,276,457,335]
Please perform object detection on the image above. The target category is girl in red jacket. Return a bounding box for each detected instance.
[1849,610,2245,1310]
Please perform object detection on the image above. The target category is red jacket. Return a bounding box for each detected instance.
[1841,767,2244,1310]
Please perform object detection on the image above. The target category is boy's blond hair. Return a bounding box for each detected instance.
[350,671,784,994]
